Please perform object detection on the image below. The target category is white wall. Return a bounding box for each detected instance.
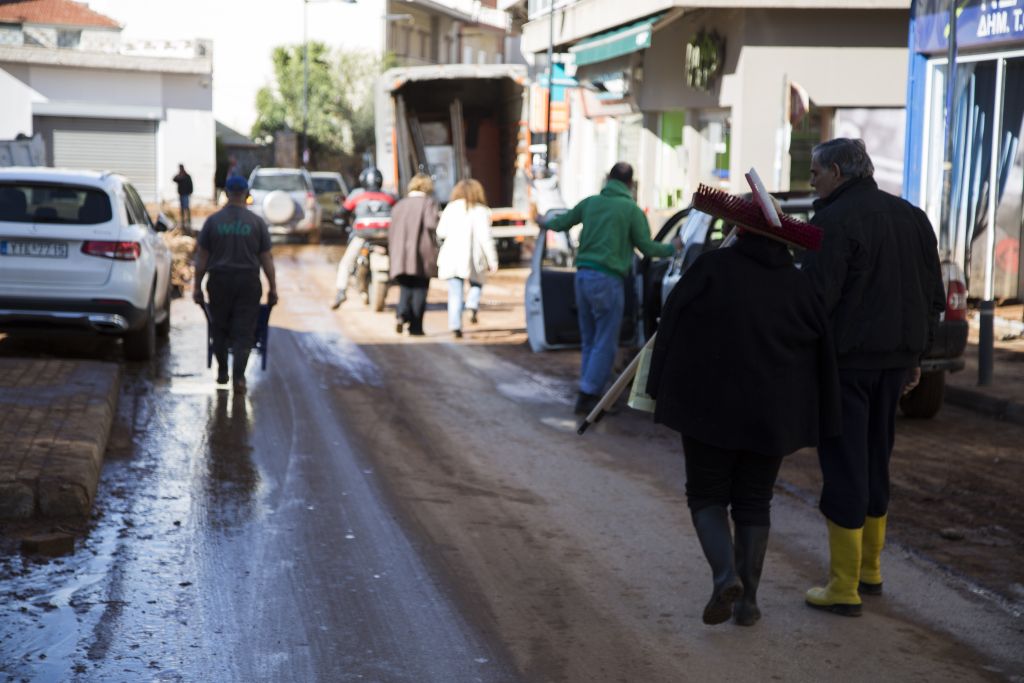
[162,73,215,203]
[0,64,35,136]
[0,62,214,202]
[87,0,388,136]
[30,65,162,106]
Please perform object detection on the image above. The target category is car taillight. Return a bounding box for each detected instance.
[946,279,967,321]
[306,192,315,206]
[82,241,141,260]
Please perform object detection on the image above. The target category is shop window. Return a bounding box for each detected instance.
[57,29,81,49]
[835,108,906,196]
[658,111,685,208]
[969,58,1024,301]
[789,105,829,191]
[928,56,1024,301]
[696,112,730,189]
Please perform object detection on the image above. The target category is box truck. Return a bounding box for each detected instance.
[374,64,533,263]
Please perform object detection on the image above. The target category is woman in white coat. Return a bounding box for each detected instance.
[436,179,499,338]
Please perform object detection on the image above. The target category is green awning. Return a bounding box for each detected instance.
[569,14,664,67]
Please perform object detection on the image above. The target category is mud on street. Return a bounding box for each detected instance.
[1,243,1022,681]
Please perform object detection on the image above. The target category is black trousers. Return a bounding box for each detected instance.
[818,367,907,529]
[682,436,784,527]
[208,270,262,378]
[395,275,429,333]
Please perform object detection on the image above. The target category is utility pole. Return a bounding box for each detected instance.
[939,1,957,260]
[544,0,555,171]
[303,0,310,167]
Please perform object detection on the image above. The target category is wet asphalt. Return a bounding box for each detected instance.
[0,293,514,682]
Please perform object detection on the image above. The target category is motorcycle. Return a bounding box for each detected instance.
[350,215,391,312]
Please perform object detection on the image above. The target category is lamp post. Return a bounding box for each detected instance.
[544,0,555,171]
[302,0,356,167]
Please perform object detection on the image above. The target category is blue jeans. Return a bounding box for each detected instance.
[575,268,624,395]
[447,277,482,331]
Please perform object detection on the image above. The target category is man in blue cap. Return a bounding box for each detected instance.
[194,175,278,392]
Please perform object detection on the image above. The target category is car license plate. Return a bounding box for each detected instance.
[0,240,69,258]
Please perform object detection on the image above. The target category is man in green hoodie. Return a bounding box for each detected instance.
[547,162,681,414]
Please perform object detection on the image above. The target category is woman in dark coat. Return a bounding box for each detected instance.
[646,231,840,627]
[388,173,440,335]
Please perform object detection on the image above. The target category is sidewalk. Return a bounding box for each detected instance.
[945,306,1024,424]
[0,358,120,520]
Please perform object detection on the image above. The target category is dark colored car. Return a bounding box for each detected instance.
[899,260,968,418]
[311,171,350,237]
[532,192,966,418]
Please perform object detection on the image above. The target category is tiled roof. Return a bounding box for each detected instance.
[0,0,121,29]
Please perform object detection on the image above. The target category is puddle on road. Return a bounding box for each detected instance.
[540,416,579,432]
[461,345,573,406]
[496,378,572,404]
[167,379,224,396]
[295,330,383,387]
[0,326,264,680]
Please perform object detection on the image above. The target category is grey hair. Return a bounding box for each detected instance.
[811,138,874,179]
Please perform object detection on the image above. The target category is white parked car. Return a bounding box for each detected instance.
[0,168,173,360]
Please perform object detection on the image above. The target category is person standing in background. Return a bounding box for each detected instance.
[173,164,194,232]
[545,162,680,415]
[388,173,439,336]
[436,179,498,338]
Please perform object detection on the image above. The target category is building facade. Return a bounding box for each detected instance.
[521,1,910,220]
[385,0,517,67]
[0,1,214,203]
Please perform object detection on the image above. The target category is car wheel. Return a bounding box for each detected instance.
[124,293,157,361]
[156,281,172,339]
[899,370,945,419]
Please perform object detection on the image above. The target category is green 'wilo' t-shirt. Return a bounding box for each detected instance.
[198,205,272,273]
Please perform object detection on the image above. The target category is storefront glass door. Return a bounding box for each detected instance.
[928,52,1024,300]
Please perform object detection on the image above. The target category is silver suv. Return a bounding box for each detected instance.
[246,167,322,243]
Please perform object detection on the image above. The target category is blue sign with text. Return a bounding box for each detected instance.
[915,0,1024,53]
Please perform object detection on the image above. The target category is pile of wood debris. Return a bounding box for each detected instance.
[163,227,196,294]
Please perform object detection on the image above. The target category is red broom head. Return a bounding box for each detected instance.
[692,184,823,251]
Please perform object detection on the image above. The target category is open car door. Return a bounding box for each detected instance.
[526,213,639,352]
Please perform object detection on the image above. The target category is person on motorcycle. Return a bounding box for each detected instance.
[331,167,396,308]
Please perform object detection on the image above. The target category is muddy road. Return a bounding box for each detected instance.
[1,244,1022,681]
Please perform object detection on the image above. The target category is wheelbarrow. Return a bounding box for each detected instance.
[200,303,273,371]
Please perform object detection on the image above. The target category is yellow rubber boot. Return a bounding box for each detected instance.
[859,514,886,595]
[805,520,863,616]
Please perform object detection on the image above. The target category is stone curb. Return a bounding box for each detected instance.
[945,385,1024,427]
[0,358,121,520]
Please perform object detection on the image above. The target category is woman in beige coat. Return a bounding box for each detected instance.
[388,173,439,335]
[436,179,499,338]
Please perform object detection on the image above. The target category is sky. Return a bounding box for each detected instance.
[87,0,386,135]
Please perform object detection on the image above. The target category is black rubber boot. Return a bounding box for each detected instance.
[215,349,229,385]
[733,525,770,626]
[232,348,251,385]
[574,392,599,415]
[692,506,743,625]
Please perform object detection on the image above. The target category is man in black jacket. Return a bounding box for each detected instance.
[802,138,945,617]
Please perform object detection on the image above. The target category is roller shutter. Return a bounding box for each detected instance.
[34,116,158,202]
